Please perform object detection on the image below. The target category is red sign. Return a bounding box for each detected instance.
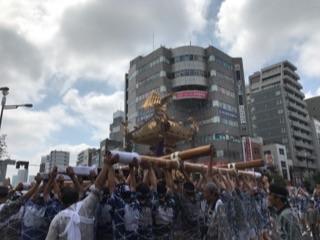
[174,90,208,100]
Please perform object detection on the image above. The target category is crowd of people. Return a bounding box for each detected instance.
[0,152,319,240]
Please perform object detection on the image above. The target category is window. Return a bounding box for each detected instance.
[279,148,285,155]
[216,150,224,157]
[239,95,243,105]
[172,54,205,63]
[275,91,281,96]
[236,71,241,81]
[281,161,286,168]
[213,116,220,123]
[264,150,271,155]
[211,85,218,91]
[173,69,207,78]
[278,109,284,114]
[212,100,219,107]
[160,70,166,77]
[160,85,166,92]
[209,55,215,62]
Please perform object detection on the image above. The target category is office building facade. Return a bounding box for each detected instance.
[109,110,125,143]
[44,150,70,172]
[249,61,318,179]
[306,96,320,121]
[263,144,292,181]
[125,45,249,162]
[77,148,99,166]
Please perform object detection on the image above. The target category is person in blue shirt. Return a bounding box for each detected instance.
[136,183,154,240]
[107,158,140,240]
[152,176,176,240]
[21,167,65,240]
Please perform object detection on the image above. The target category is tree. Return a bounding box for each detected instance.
[0,134,8,160]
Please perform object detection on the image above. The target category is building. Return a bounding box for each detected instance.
[249,60,318,180]
[125,45,249,162]
[263,144,292,181]
[40,155,48,173]
[44,150,70,172]
[311,118,320,145]
[310,117,320,169]
[17,169,28,183]
[28,175,35,183]
[76,148,99,166]
[245,86,253,136]
[305,96,320,121]
[91,149,100,167]
[110,110,125,143]
[242,137,263,162]
[99,139,123,167]
[12,175,19,188]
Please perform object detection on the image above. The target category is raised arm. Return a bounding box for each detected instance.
[148,166,157,191]
[96,152,118,190]
[43,166,58,202]
[164,169,173,193]
[66,166,82,194]
[23,173,42,200]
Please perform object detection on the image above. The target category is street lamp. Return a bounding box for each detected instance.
[4,104,33,110]
[0,87,33,130]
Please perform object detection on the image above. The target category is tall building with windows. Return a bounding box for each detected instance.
[125,45,249,162]
[109,110,125,143]
[249,60,318,180]
[44,150,70,172]
[306,96,320,121]
[76,148,99,166]
[17,169,28,183]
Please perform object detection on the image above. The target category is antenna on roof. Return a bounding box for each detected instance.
[190,40,192,46]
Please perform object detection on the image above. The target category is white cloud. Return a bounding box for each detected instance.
[0,0,89,45]
[3,105,77,154]
[47,0,210,92]
[63,89,124,140]
[216,0,320,80]
[0,26,45,103]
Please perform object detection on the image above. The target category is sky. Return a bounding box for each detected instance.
[1,0,320,179]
